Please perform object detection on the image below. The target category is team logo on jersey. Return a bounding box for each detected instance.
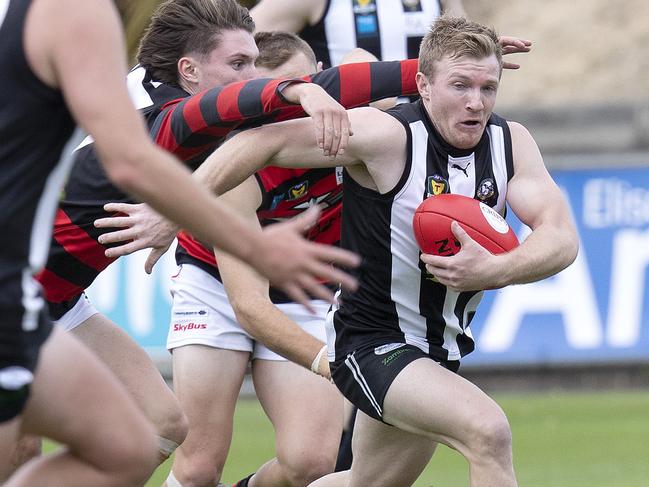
[401,0,423,12]
[354,0,377,13]
[426,174,449,196]
[476,178,496,201]
[287,181,309,201]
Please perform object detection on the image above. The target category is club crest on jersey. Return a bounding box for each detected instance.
[476,178,495,201]
[353,0,376,13]
[401,0,423,12]
[426,174,448,197]
[287,181,309,201]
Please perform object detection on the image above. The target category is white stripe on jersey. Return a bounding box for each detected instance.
[345,353,382,417]
[388,115,510,359]
[76,66,156,151]
[323,0,441,66]
[22,128,85,331]
[325,289,341,361]
[127,66,156,110]
[323,1,355,67]
[0,0,9,29]
[376,0,441,61]
[441,291,461,359]
[391,120,429,354]
[488,124,509,213]
[447,153,476,197]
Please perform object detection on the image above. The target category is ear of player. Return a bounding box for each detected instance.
[413,194,519,256]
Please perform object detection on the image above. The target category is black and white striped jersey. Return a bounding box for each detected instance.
[0,0,77,336]
[328,100,514,362]
[300,0,442,68]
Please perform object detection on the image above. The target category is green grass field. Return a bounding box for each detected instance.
[45,390,649,486]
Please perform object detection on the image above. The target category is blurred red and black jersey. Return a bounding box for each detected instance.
[36,60,418,317]
[176,166,343,303]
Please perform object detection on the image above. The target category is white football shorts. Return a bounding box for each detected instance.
[166,264,329,361]
[54,293,99,331]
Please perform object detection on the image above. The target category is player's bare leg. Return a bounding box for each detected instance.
[2,326,158,487]
[0,434,41,481]
[382,358,517,487]
[0,419,22,480]
[309,410,437,487]
[165,346,249,487]
[72,313,188,460]
[249,359,342,487]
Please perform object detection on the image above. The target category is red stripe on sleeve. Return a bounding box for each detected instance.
[53,210,114,272]
[36,268,85,303]
[339,63,371,108]
[216,83,244,122]
[401,59,419,95]
[183,92,208,134]
[154,108,181,153]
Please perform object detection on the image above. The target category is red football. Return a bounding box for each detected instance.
[413,194,519,256]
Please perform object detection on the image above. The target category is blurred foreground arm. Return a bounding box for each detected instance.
[43,0,358,305]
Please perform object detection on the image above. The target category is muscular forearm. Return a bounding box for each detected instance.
[193,127,274,195]
[496,221,578,287]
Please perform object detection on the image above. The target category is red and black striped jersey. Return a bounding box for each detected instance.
[37,59,418,315]
[176,166,343,303]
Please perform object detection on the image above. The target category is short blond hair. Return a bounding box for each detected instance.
[418,16,502,78]
[254,31,316,71]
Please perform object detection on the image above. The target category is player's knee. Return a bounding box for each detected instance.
[175,452,224,487]
[107,430,159,486]
[281,450,336,487]
[466,408,513,464]
[156,407,189,457]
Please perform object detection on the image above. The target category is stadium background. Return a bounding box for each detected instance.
[80,1,649,485]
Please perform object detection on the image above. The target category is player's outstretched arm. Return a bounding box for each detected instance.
[94,108,403,270]
[48,0,359,307]
[215,177,331,378]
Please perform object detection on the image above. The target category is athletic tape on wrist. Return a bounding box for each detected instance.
[157,435,180,458]
[310,344,328,374]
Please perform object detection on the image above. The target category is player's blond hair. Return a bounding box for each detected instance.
[418,16,502,78]
[254,31,317,71]
[137,0,255,86]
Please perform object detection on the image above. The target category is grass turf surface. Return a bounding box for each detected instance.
[47,390,649,486]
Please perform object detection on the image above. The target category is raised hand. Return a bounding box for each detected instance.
[94,202,178,273]
[498,35,532,70]
[281,82,353,157]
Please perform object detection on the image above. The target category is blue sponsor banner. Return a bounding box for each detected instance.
[87,166,649,365]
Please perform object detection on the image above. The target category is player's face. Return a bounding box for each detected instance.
[256,51,317,78]
[418,54,500,150]
[195,29,259,91]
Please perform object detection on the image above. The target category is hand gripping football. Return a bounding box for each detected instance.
[413,194,519,256]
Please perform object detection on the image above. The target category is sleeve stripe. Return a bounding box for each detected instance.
[237,78,266,117]
[216,82,244,121]
[183,92,209,133]
[340,63,370,108]
[401,59,419,95]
